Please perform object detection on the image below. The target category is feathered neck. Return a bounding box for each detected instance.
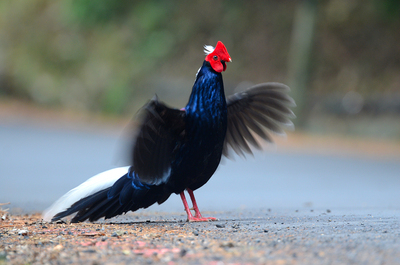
[185,61,226,116]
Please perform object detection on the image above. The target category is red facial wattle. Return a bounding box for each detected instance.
[205,41,232,73]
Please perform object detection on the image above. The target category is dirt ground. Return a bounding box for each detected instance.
[1,207,399,265]
[1,100,400,264]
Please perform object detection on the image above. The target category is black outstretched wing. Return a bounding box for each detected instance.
[131,96,186,185]
[223,82,296,157]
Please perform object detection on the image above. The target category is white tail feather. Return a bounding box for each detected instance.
[42,166,130,222]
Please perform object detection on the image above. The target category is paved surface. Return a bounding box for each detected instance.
[1,120,399,213]
[1,209,399,264]
[1,116,400,264]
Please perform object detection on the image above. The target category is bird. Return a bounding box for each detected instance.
[43,41,295,223]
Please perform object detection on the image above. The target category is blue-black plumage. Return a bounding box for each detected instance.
[43,41,295,223]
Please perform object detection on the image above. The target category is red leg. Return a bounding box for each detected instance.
[180,191,195,220]
[181,189,217,222]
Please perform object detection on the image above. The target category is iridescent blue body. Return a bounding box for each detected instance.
[47,42,295,223]
[171,60,227,192]
[53,61,229,222]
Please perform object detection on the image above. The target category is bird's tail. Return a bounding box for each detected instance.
[42,167,167,223]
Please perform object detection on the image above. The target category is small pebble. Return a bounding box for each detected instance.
[111,231,125,237]
[216,224,225,228]
[220,242,234,248]
[18,230,29,236]
[180,249,187,257]
[82,249,96,253]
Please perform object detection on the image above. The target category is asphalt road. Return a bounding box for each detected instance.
[1,120,399,213]
[2,209,399,264]
[107,208,400,264]
[1,118,400,264]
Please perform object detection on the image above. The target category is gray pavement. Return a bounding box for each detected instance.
[1,120,399,213]
[1,120,400,264]
[109,208,400,264]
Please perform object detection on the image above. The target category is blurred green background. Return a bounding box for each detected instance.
[0,0,399,139]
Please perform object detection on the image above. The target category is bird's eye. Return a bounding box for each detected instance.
[213,55,218,61]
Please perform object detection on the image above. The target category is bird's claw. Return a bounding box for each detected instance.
[187,216,217,222]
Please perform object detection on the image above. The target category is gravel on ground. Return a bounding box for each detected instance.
[1,208,399,265]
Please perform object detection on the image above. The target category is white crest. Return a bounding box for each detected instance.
[204,45,215,55]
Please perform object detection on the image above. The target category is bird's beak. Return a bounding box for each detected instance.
[228,58,232,62]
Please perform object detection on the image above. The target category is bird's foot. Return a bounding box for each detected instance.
[187,216,217,222]
[180,190,218,222]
